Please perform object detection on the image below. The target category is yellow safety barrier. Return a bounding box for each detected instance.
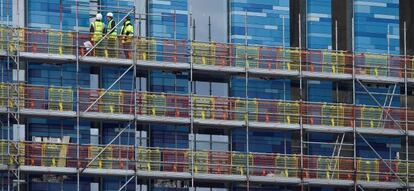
[235,45,259,68]
[42,144,59,167]
[317,157,339,179]
[231,153,252,176]
[357,159,379,182]
[283,48,300,71]
[0,141,11,165]
[0,84,25,109]
[277,102,299,124]
[0,83,8,108]
[3,142,25,165]
[193,97,214,119]
[364,54,388,77]
[88,145,113,169]
[99,90,124,114]
[234,99,259,121]
[7,28,24,53]
[136,38,156,61]
[192,42,215,65]
[321,104,345,127]
[276,154,298,178]
[192,151,209,174]
[143,93,167,116]
[48,87,73,111]
[323,51,346,74]
[360,106,382,128]
[48,31,73,55]
[0,27,10,51]
[137,148,161,171]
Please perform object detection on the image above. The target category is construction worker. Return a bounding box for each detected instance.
[121,16,134,59]
[90,13,105,56]
[105,12,117,58]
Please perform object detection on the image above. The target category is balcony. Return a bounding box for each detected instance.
[0,83,412,136]
[0,140,410,188]
[0,27,413,83]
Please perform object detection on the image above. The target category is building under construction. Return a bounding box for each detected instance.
[2,0,414,190]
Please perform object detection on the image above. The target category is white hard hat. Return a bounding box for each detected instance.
[107,12,113,18]
[96,13,102,20]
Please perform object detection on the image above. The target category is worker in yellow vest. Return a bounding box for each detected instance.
[105,12,117,57]
[121,16,134,59]
[89,13,105,56]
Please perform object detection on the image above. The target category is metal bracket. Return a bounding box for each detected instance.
[118,176,135,191]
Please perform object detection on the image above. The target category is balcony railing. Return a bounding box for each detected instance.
[1,27,414,79]
[0,140,411,183]
[0,83,412,131]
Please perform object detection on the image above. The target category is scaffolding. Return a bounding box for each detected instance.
[0,2,413,191]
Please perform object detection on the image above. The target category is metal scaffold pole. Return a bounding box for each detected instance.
[351,17,357,191]
[189,2,195,188]
[244,11,250,190]
[75,0,80,190]
[298,13,304,191]
[132,10,138,191]
[404,21,409,191]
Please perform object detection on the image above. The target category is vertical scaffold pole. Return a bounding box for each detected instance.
[351,16,357,191]
[299,13,304,191]
[244,11,250,191]
[404,21,409,191]
[75,1,80,190]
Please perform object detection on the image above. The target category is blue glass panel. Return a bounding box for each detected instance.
[27,118,90,144]
[354,0,400,54]
[307,80,332,102]
[150,124,189,148]
[148,0,188,39]
[231,76,291,100]
[232,128,291,153]
[307,0,332,49]
[357,135,401,159]
[355,84,400,107]
[27,0,89,31]
[230,0,290,46]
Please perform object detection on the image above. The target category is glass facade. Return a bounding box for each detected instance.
[231,76,291,100]
[354,0,400,54]
[230,0,290,46]
[0,0,12,25]
[0,0,411,190]
[307,0,332,50]
[27,0,89,30]
[147,0,188,39]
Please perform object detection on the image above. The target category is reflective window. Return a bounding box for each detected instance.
[148,0,188,39]
[27,0,89,30]
[354,0,400,54]
[307,0,332,49]
[230,0,290,46]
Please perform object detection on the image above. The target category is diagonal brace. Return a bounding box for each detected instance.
[356,79,405,134]
[82,8,135,58]
[357,131,406,187]
[79,120,133,173]
[83,64,133,113]
[118,176,135,191]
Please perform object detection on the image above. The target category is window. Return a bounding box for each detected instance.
[191,0,227,42]
[193,81,228,97]
[194,133,229,151]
